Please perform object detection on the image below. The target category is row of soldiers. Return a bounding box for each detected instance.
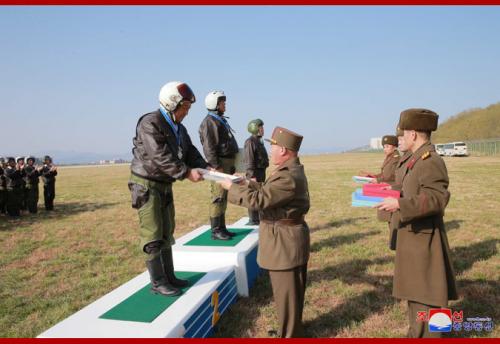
[0,155,58,217]
[362,110,458,338]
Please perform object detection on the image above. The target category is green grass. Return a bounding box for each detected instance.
[0,154,499,338]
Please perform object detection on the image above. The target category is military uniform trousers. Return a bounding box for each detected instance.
[129,173,176,260]
[209,157,235,218]
[19,185,26,211]
[269,264,307,338]
[247,168,266,223]
[25,185,39,214]
[6,187,22,217]
[0,188,6,214]
[43,182,56,210]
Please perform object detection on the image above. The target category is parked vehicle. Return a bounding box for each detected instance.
[436,142,468,157]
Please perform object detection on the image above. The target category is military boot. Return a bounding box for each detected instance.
[220,214,236,237]
[146,255,181,297]
[211,216,231,240]
[162,248,189,288]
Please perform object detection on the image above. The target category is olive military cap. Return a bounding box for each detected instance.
[398,108,439,132]
[382,135,398,146]
[265,126,303,152]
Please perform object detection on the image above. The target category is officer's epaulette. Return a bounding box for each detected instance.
[421,151,431,160]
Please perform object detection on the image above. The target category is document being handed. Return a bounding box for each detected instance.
[196,168,245,184]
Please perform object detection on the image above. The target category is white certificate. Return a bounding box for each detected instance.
[196,168,245,183]
[352,176,376,183]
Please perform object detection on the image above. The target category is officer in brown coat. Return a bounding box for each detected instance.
[218,126,310,338]
[376,109,458,337]
[378,129,411,249]
[360,135,400,184]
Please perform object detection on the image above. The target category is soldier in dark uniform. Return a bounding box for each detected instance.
[129,81,207,297]
[219,126,310,338]
[243,119,269,225]
[4,157,23,217]
[0,157,7,214]
[24,156,42,214]
[376,109,458,338]
[16,156,27,211]
[41,156,57,211]
[199,90,239,240]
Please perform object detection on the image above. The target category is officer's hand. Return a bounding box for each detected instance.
[187,168,203,182]
[250,177,257,182]
[374,197,400,212]
[217,178,233,190]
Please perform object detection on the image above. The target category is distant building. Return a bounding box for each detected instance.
[370,137,382,149]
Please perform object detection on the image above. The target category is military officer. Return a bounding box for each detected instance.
[378,128,412,250]
[218,126,310,338]
[41,156,57,211]
[376,109,458,338]
[243,118,269,225]
[4,157,23,217]
[360,135,400,184]
[24,156,42,214]
[199,90,239,240]
[129,81,207,297]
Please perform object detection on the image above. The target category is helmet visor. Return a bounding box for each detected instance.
[177,83,196,103]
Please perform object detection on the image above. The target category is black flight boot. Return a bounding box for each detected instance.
[146,255,181,297]
[162,248,189,288]
[220,214,236,237]
[211,216,231,240]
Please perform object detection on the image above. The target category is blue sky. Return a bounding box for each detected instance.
[1,6,500,156]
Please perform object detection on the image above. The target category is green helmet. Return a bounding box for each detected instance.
[247,119,264,135]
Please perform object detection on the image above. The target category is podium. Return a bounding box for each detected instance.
[38,265,237,338]
[37,217,260,338]
[172,217,260,297]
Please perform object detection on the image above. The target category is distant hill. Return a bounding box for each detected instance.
[433,102,500,143]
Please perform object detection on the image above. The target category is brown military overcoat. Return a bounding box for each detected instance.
[375,151,401,183]
[377,150,412,244]
[228,157,310,270]
[376,151,404,223]
[392,142,458,307]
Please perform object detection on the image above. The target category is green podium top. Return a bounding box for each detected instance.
[99,271,206,323]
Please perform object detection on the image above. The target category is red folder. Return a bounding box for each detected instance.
[362,183,400,199]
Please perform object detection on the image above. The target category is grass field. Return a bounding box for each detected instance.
[0,153,498,338]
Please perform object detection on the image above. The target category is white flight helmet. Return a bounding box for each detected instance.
[158,81,196,112]
[205,90,226,111]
